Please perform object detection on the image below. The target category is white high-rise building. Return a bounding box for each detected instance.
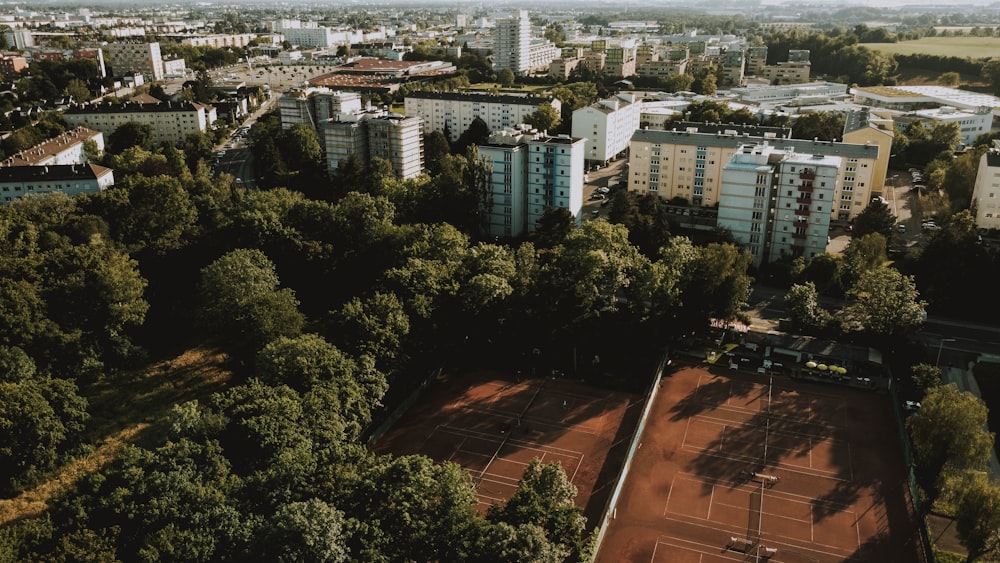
[718,143,839,266]
[479,127,585,237]
[493,10,531,75]
[367,114,425,180]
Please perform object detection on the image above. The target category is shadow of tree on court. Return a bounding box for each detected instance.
[842,528,922,563]
[667,373,758,422]
[675,370,864,519]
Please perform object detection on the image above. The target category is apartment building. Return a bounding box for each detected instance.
[842,108,893,194]
[549,57,582,80]
[493,10,531,74]
[0,55,27,80]
[0,127,104,167]
[746,46,768,76]
[280,88,364,130]
[972,142,1000,231]
[628,123,881,220]
[636,59,687,79]
[107,41,163,81]
[0,163,115,205]
[366,114,424,180]
[718,143,839,266]
[605,45,637,78]
[404,91,561,143]
[63,101,216,146]
[323,117,369,173]
[479,127,585,237]
[762,61,811,85]
[902,106,992,145]
[571,93,642,165]
[182,34,258,48]
[720,49,745,87]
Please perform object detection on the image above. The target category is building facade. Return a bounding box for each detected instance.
[366,114,424,180]
[0,163,114,205]
[0,127,104,167]
[404,91,560,143]
[628,124,880,220]
[571,93,642,165]
[479,127,585,237]
[107,41,163,81]
[63,101,216,146]
[718,143,839,266]
[493,10,531,74]
[972,144,1000,231]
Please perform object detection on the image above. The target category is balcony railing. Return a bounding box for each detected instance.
[791,232,807,240]
[799,170,816,180]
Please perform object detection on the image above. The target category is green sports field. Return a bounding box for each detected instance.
[861,37,1000,59]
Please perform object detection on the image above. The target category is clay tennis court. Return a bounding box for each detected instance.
[372,370,642,523]
[597,364,922,563]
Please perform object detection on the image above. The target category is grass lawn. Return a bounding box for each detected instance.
[861,37,1000,59]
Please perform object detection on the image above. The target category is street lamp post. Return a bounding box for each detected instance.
[936,338,956,369]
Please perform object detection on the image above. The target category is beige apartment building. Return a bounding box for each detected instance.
[628,123,882,221]
[63,101,216,146]
[0,127,104,167]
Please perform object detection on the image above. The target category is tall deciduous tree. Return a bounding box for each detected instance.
[908,383,994,483]
[952,471,1000,563]
[107,122,154,154]
[198,249,304,360]
[489,459,585,557]
[524,103,561,133]
[786,282,832,332]
[846,266,925,337]
[851,201,895,240]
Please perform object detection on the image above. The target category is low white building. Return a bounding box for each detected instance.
[571,93,642,165]
[0,163,114,204]
[0,127,104,167]
[972,143,1000,231]
[905,105,992,145]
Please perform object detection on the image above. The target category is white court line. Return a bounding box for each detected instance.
[661,516,856,560]
[848,442,855,481]
[437,424,586,456]
[653,539,745,562]
[682,415,692,449]
[569,454,585,483]
[675,471,860,512]
[663,474,676,517]
[707,484,715,519]
[690,414,852,445]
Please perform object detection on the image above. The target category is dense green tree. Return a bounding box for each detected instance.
[952,470,1000,562]
[265,499,350,563]
[454,117,492,155]
[86,174,198,254]
[197,248,304,360]
[0,375,87,494]
[911,363,943,393]
[668,239,753,331]
[497,68,516,87]
[349,455,479,562]
[791,112,845,142]
[280,124,323,173]
[841,232,887,288]
[799,252,843,294]
[523,103,561,133]
[489,459,585,557]
[423,130,452,176]
[908,383,994,483]
[107,122,154,154]
[331,292,410,367]
[846,266,925,337]
[786,282,832,333]
[984,58,1000,96]
[532,207,574,249]
[851,201,895,240]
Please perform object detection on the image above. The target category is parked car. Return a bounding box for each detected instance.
[591,209,600,217]
[904,400,921,412]
[897,223,906,233]
[597,186,610,194]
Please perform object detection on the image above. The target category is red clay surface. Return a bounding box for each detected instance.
[596,364,923,563]
[372,370,643,524]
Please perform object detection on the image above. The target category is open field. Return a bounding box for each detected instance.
[596,364,923,563]
[372,370,643,525]
[861,37,1000,59]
